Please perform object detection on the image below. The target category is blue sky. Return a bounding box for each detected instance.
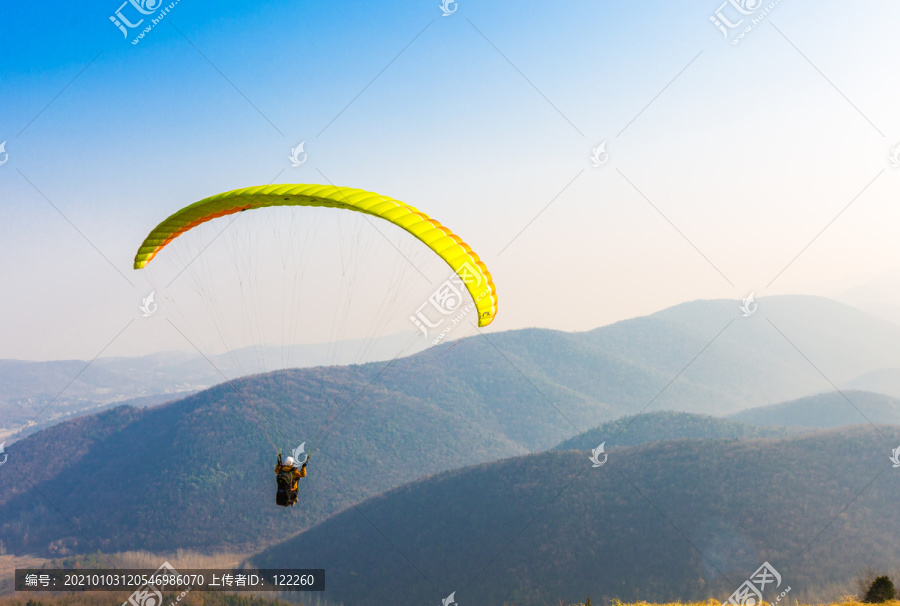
[3,0,900,359]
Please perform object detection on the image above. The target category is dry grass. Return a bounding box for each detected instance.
[112,549,253,570]
[2,576,896,606]
[0,555,49,580]
[578,601,900,606]
[0,555,50,597]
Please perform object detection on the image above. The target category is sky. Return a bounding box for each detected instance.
[3,0,900,361]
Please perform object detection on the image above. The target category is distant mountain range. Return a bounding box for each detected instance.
[7,294,900,439]
[3,294,900,579]
[842,367,900,400]
[730,390,900,429]
[0,332,426,440]
[835,267,900,327]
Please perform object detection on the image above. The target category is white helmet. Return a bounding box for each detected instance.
[284,456,295,467]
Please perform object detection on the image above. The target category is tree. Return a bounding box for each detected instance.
[864,576,895,603]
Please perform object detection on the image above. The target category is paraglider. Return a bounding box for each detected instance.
[133,183,497,326]
[275,453,309,507]
[133,184,498,507]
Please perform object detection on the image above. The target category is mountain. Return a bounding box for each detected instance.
[5,295,900,556]
[0,332,427,439]
[834,267,900,327]
[251,427,900,606]
[0,352,214,431]
[0,391,194,444]
[579,295,900,413]
[7,294,900,440]
[553,411,795,451]
[843,368,900,400]
[0,364,524,557]
[730,390,900,428]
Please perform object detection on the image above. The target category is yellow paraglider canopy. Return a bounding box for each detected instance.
[133,184,497,326]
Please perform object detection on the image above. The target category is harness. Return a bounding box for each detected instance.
[276,465,298,507]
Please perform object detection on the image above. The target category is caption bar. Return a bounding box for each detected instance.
[16,569,325,592]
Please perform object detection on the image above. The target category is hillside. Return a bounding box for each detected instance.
[553,411,795,451]
[0,391,193,444]
[730,390,900,428]
[0,363,522,556]
[580,295,900,413]
[251,427,900,606]
[0,332,426,437]
[0,353,213,432]
[9,294,900,438]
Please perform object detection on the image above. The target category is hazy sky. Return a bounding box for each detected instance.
[3,0,900,361]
